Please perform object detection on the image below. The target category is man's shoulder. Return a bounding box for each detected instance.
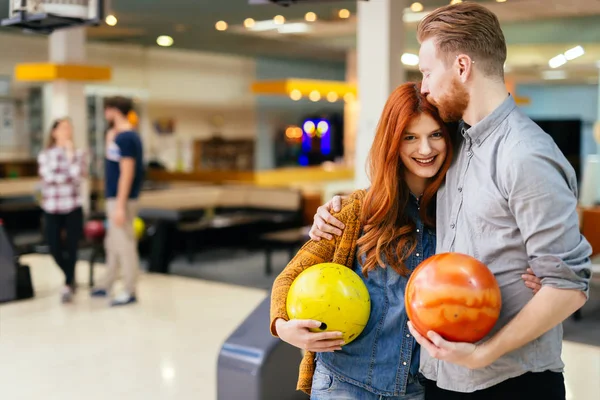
[504,109,553,145]
[497,110,558,160]
[116,130,141,142]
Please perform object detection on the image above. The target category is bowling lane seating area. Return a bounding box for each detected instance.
[0,177,307,280]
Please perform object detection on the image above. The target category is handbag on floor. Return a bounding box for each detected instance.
[0,222,34,302]
[16,262,34,300]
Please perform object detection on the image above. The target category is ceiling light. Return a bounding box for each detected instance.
[339,9,351,19]
[542,70,567,80]
[273,15,285,24]
[215,21,228,31]
[450,0,463,4]
[549,54,567,69]
[401,53,420,66]
[290,90,302,101]
[305,12,317,22]
[277,23,310,34]
[156,35,174,47]
[496,0,507,2]
[564,45,585,60]
[105,14,117,26]
[326,92,339,102]
[410,2,424,12]
[309,91,321,102]
[244,18,255,28]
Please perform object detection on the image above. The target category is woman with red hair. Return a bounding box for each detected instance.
[270,82,452,399]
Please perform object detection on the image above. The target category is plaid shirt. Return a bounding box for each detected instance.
[37,147,87,214]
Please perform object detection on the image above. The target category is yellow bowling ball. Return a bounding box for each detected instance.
[286,262,371,345]
[133,217,145,239]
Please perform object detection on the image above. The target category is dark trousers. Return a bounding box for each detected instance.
[44,208,83,287]
[423,371,565,400]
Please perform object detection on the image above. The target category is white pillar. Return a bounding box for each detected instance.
[45,27,90,214]
[344,49,358,169]
[354,0,407,189]
[596,70,600,155]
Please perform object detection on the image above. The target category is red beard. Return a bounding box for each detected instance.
[428,77,470,123]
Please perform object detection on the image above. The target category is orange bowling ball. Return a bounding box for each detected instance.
[405,252,502,343]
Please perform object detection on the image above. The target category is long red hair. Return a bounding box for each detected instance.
[357,82,453,277]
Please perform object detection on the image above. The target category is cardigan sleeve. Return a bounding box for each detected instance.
[269,191,364,336]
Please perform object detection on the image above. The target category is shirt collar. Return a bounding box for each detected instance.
[460,94,516,147]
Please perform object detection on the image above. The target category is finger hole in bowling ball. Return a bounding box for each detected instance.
[319,322,328,330]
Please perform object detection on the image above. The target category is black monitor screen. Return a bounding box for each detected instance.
[533,119,582,183]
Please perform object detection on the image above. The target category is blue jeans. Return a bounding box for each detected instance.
[310,362,425,400]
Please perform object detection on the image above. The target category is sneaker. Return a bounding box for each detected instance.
[61,286,73,303]
[111,292,137,307]
[91,289,108,297]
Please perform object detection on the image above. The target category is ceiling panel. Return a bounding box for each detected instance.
[0,0,597,76]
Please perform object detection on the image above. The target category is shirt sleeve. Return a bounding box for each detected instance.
[38,150,68,184]
[116,133,138,159]
[506,142,592,298]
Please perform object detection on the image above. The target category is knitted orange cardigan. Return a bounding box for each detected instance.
[269,190,366,395]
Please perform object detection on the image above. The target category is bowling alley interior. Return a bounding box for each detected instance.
[1,0,600,399]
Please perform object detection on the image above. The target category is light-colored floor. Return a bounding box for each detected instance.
[1,255,599,400]
[0,255,267,400]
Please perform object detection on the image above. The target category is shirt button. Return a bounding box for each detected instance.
[403,362,407,366]
[416,253,420,257]
[406,334,410,338]
[451,223,455,229]
[475,139,481,145]
[468,151,473,157]
[458,187,462,192]
[416,229,420,233]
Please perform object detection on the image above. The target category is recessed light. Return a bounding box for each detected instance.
[305,12,317,22]
[157,35,174,47]
[215,21,228,31]
[105,14,117,26]
[339,9,350,19]
[549,54,567,69]
[542,70,567,80]
[289,90,302,101]
[564,45,585,60]
[401,53,420,66]
[244,18,255,28]
[410,2,424,12]
[273,15,285,25]
[327,92,339,102]
[450,0,462,4]
[496,0,507,3]
[309,91,321,102]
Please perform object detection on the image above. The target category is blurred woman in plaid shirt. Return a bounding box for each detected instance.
[37,118,88,303]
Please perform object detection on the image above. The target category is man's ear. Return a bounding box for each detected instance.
[455,54,474,83]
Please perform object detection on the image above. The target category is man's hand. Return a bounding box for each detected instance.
[275,318,344,352]
[407,322,491,370]
[111,206,126,227]
[309,195,347,241]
